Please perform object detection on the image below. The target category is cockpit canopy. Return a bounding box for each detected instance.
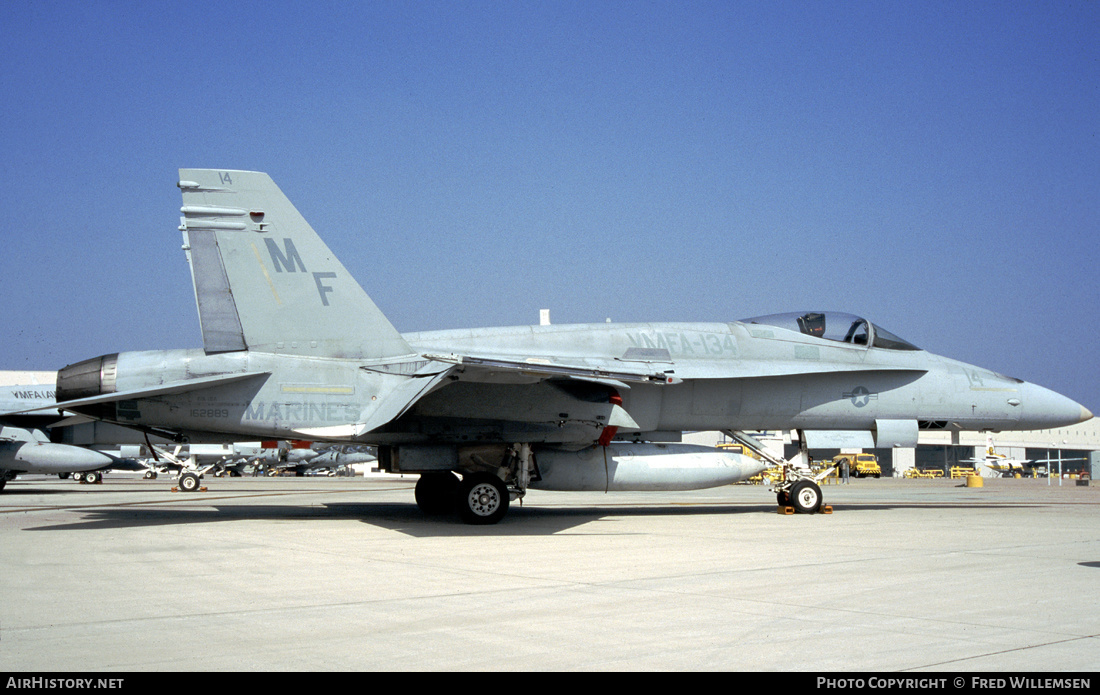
[741,312,920,351]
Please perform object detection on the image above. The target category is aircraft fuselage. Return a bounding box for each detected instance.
[53,319,1084,447]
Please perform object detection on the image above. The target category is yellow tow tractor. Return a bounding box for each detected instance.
[832,452,882,478]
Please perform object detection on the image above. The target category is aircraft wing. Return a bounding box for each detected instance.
[295,366,457,440]
[424,351,926,385]
[294,355,660,439]
[1029,456,1088,463]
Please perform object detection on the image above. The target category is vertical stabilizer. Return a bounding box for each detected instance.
[178,169,414,360]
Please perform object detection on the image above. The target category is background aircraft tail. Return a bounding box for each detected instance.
[177,169,415,361]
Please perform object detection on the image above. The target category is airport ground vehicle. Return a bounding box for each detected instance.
[833,453,881,478]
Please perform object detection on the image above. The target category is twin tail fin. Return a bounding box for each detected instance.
[177,169,414,361]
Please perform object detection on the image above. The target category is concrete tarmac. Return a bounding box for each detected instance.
[1,474,1098,672]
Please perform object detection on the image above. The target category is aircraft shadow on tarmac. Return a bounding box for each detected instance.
[1,486,106,497]
[19,499,1047,537]
[20,501,784,537]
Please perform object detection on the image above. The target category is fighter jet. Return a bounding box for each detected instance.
[0,374,115,489]
[41,170,1092,522]
[256,442,376,477]
[199,440,375,479]
[133,440,366,485]
[959,433,1028,476]
[962,433,1086,477]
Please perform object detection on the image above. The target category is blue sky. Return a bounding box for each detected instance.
[2,1,1097,411]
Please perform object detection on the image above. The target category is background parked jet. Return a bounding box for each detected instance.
[162,440,376,490]
[37,170,1092,521]
[0,373,115,488]
[963,433,1086,477]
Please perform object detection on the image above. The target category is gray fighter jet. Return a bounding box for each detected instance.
[42,170,1092,522]
[0,376,115,488]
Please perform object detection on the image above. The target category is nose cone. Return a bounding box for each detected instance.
[1019,382,1093,429]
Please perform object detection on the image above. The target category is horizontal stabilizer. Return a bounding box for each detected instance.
[21,371,270,415]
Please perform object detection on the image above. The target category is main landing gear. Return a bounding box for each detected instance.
[415,470,513,525]
[413,445,532,525]
[414,472,460,515]
[457,473,510,525]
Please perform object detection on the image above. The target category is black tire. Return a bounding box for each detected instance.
[776,490,790,506]
[790,480,822,514]
[179,472,202,492]
[85,471,102,484]
[415,472,460,515]
[457,473,509,525]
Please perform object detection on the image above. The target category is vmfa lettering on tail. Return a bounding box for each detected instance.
[42,170,1092,522]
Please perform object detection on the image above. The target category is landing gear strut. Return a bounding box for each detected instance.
[726,430,832,514]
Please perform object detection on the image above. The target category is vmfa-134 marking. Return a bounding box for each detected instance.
[44,170,1091,522]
